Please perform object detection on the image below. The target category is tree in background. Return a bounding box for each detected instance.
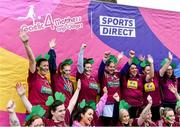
[97,0,117,3]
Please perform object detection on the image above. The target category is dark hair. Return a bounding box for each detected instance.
[46,100,64,119]
[57,63,70,75]
[126,63,139,79]
[83,62,91,68]
[83,58,94,68]
[142,65,150,71]
[24,115,43,126]
[105,60,114,66]
[72,106,93,122]
[163,69,176,84]
[36,58,48,67]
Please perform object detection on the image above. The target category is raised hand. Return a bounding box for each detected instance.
[77,79,81,90]
[147,95,152,105]
[81,43,87,50]
[16,83,26,97]
[19,30,29,43]
[168,84,177,94]
[168,52,173,61]
[117,51,124,61]
[138,54,145,62]
[129,50,135,58]
[7,100,16,113]
[103,51,111,61]
[113,92,120,102]
[103,86,108,94]
[49,38,56,49]
[147,55,154,64]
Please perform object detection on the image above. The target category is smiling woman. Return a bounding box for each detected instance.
[19,30,52,111]
[71,87,108,126]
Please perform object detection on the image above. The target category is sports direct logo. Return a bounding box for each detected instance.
[99,16,136,37]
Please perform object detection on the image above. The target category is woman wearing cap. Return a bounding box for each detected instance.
[48,39,74,107]
[98,51,123,126]
[19,31,52,111]
[159,52,178,110]
[120,50,153,119]
[76,43,99,103]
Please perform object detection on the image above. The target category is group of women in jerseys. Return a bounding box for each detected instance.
[6,31,179,127]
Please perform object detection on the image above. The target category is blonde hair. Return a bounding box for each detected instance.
[119,109,129,122]
[159,107,174,118]
[175,106,180,115]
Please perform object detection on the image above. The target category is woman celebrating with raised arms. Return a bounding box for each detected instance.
[76,43,100,103]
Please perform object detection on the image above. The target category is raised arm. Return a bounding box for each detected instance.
[128,50,135,65]
[67,79,81,114]
[96,87,108,117]
[169,84,180,101]
[98,51,110,85]
[116,52,124,70]
[19,30,36,73]
[112,92,120,125]
[98,61,105,86]
[7,100,20,127]
[120,50,134,75]
[77,43,86,74]
[146,55,154,81]
[159,52,173,77]
[137,95,152,126]
[16,83,32,113]
[138,55,145,74]
[48,39,57,75]
[117,52,124,63]
[103,51,111,63]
